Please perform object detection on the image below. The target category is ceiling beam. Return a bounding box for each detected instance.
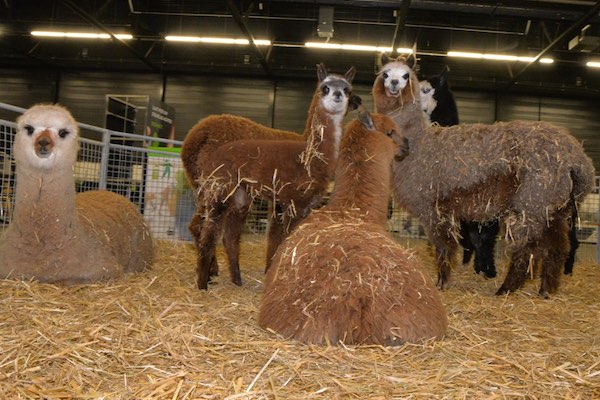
[506,0,600,89]
[225,0,273,76]
[390,0,411,58]
[59,0,158,72]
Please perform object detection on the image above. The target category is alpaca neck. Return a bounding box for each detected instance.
[11,164,79,236]
[391,100,427,149]
[328,152,391,226]
[303,106,344,179]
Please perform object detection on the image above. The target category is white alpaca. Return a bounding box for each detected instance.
[0,104,154,283]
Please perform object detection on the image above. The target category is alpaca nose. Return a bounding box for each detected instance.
[35,133,54,157]
[333,90,342,101]
[390,79,399,87]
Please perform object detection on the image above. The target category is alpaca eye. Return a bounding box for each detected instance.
[383,72,389,80]
[322,86,330,95]
[24,125,34,135]
[58,129,70,138]
[386,130,394,137]
[402,73,409,80]
[343,88,349,95]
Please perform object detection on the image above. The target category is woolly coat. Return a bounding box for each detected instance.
[181,114,303,188]
[259,114,447,345]
[0,104,154,283]
[373,65,595,244]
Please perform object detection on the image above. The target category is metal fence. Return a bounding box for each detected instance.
[0,102,599,262]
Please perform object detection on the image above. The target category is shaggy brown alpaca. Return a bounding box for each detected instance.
[259,110,447,346]
[191,64,356,289]
[0,104,154,283]
[373,54,595,297]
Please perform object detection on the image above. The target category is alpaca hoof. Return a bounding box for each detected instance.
[495,285,511,296]
[436,275,450,290]
[232,277,242,287]
[483,270,497,279]
[538,289,550,299]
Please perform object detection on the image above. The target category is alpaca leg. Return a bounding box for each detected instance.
[539,218,569,297]
[266,212,285,272]
[189,209,218,276]
[496,241,535,295]
[197,204,227,290]
[459,221,475,266]
[222,206,249,287]
[564,213,579,275]
[472,220,499,278]
[435,244,458,290]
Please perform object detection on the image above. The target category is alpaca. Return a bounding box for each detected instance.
[191,64,356,289]
[259,109,446,346]
[420,66,500,279]
[0,104,154,283]
[373,54,595,297]
[421,66,581,278]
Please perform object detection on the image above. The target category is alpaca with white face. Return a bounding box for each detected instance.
[189,64,356,289]
[0,104,154,283]
[373,54,594,297]
[379,54,412,97]
[419,80,436,124]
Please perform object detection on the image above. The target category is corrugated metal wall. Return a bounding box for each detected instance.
[0,69,598,170]
[165,75,274,136]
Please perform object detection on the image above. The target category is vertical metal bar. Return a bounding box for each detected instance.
[98,129,110,190]
[596,177,600,264]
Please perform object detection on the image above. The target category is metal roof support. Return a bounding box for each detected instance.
[506,0,600,89]
[59,0,158,72]
[390,0,412,58]
[225,0,273,76]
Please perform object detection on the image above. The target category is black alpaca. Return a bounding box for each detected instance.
[421,66,500,278]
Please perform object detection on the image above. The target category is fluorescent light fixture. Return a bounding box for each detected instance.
[31,30,132,40]
[586,61,600,68]
[305,42,412,54]
[164,36,271,46]
[448,51,553,64]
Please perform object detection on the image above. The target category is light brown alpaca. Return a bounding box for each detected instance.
[373,54,595,297]
[0,104,154,283]
[259,110,446,345]
[192,64,356,289]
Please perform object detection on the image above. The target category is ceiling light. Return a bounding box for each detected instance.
[448,51,553,64]
[305,42,412,54]
[586,61,600,68]
[31,31,132,40]
[165,36,271,46]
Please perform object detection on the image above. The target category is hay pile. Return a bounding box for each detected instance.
[0,237,599,399]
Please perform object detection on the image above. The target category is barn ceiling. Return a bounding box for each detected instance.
[1,0,600,96]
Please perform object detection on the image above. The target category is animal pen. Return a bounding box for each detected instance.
[0,101,599,398]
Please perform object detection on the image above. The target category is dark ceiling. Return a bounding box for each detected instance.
[2,1,600,96]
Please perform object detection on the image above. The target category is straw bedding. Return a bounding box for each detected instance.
[0,237,598,399]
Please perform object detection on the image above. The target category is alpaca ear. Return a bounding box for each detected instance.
[381,53,391,66]
[344,66,356,83]
[406,43,418,69]
[438,65,449,87]
[317,63,328,82]
[358,108,375,131]
[348,94,362,111]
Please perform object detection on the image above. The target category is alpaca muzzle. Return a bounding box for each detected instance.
[35,131,54,158]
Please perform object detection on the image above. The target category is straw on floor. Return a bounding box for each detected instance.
[0,236,598,399]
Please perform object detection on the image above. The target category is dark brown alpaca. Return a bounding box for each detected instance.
[373,54,595,297]
[0,104,154,283]
[259,110,447,346]
[191,64,356,289]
